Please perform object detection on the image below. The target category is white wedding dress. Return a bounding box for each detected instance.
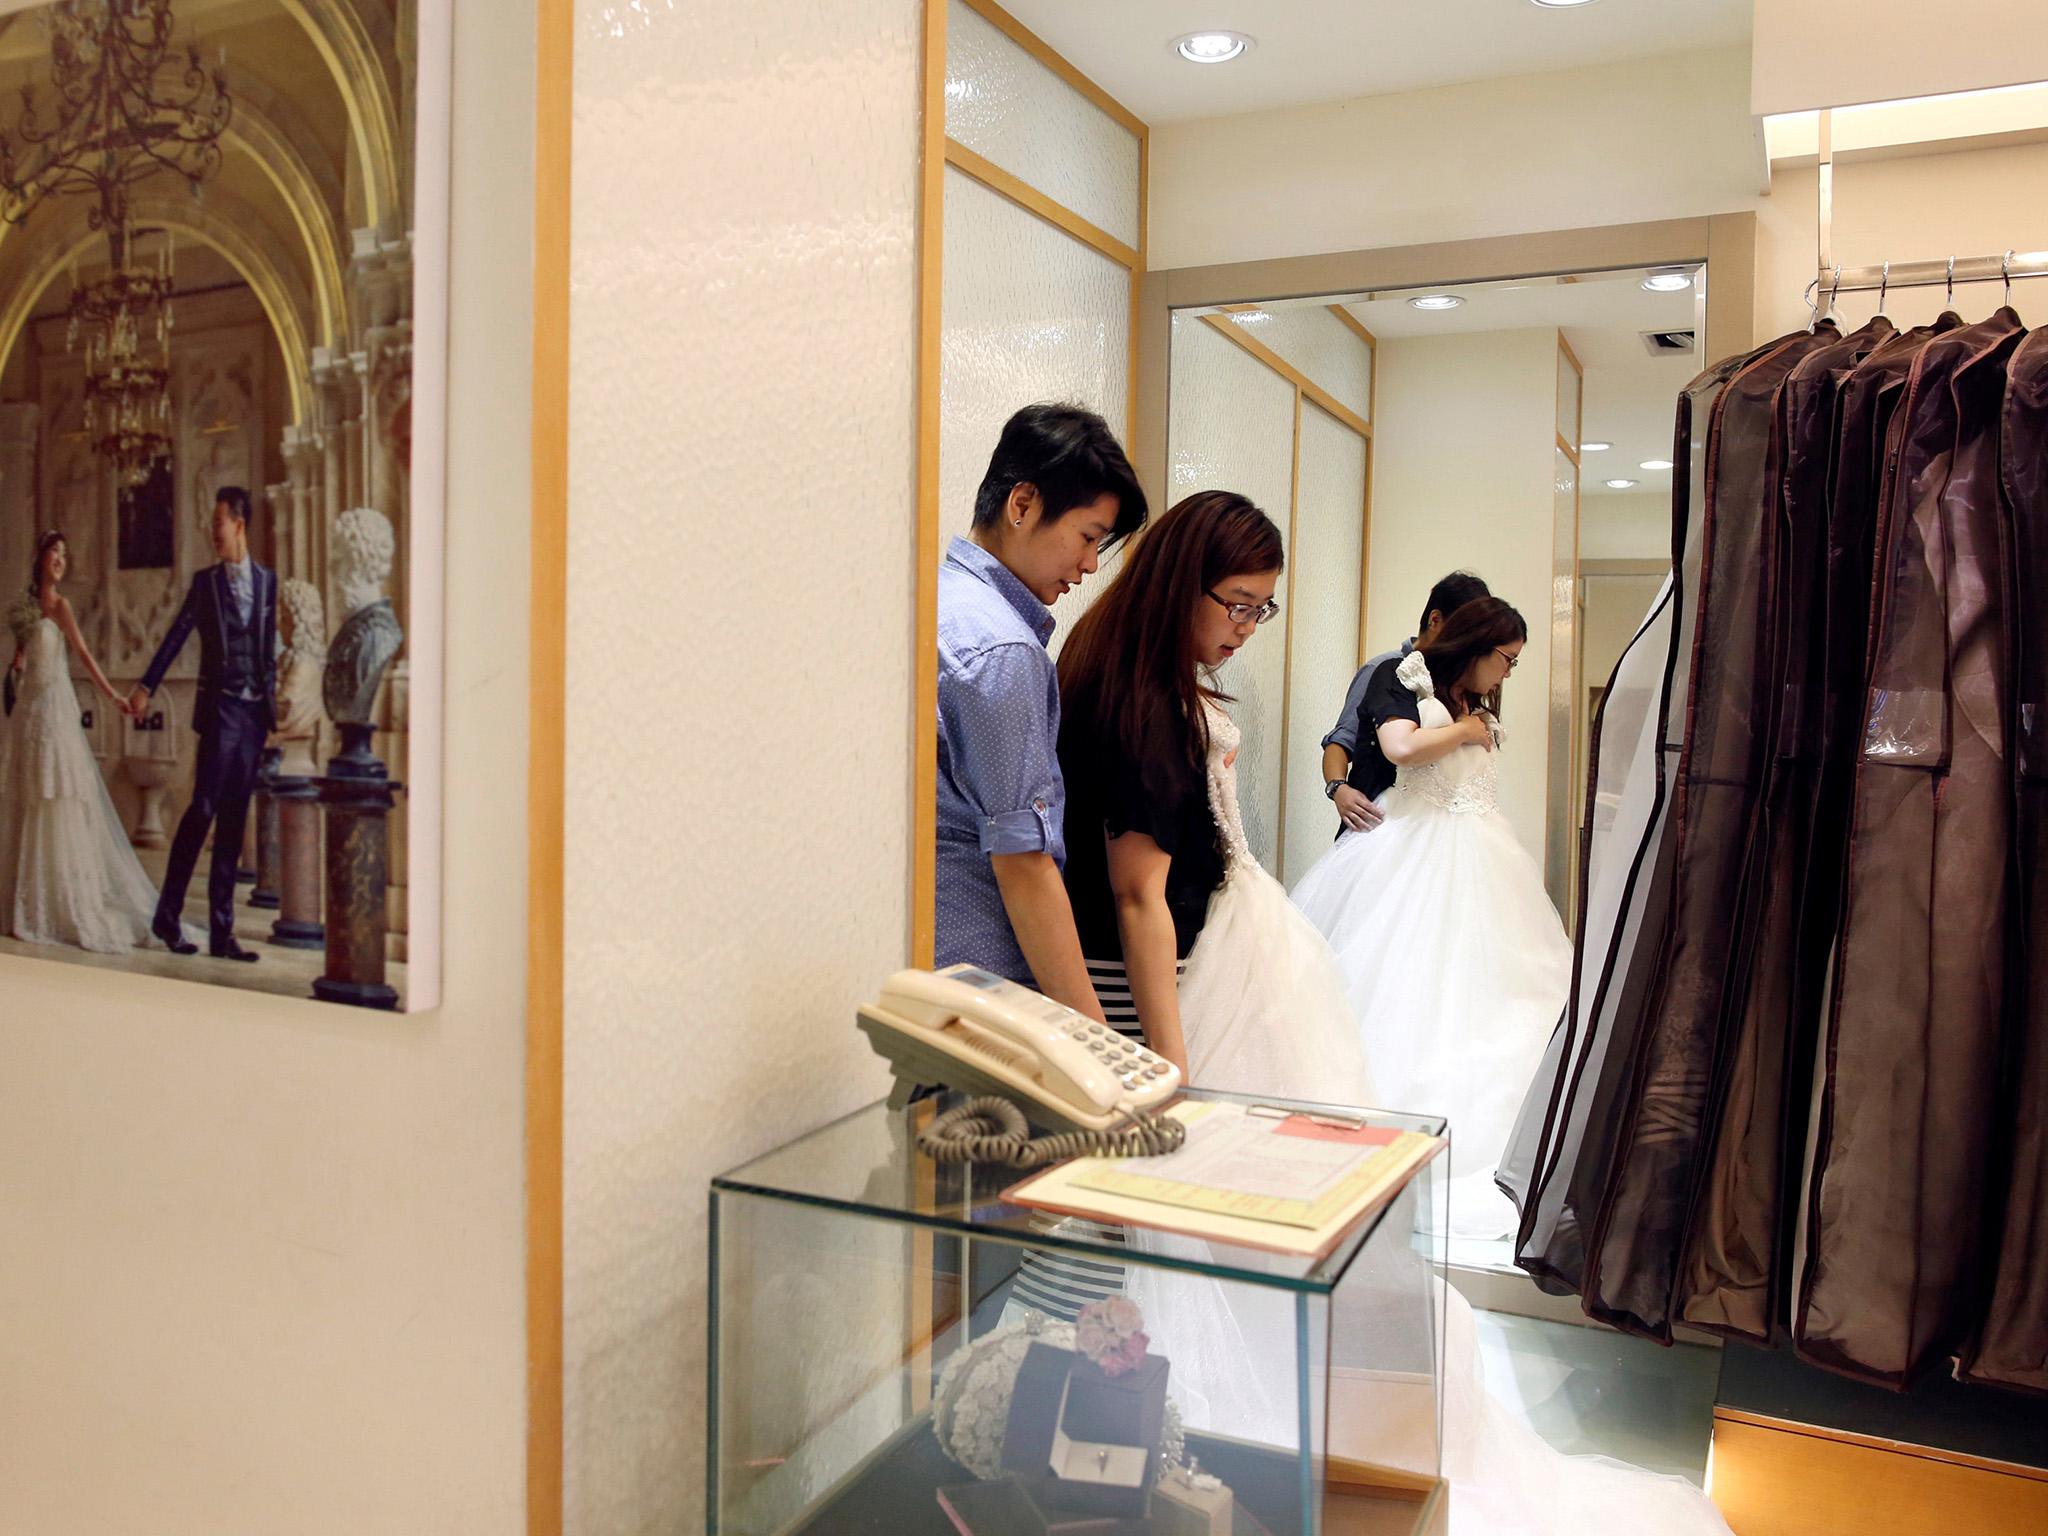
[1290,652,1572,1240]
[1124,692,1732,1536]
[0,617,165,953]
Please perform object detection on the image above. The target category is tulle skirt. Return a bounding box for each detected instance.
[0,673,165,953]
[1291,791,1572,1238]
[1177,856,1377,1108]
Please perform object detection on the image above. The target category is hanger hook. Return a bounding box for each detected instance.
[1829,261,1842,320]
[1803,276,1821,331]
[1946,255,1956,306]
[1878,260,1890,314]
[2004,249,2014,306]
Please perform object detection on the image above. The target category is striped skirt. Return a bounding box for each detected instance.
[1005,955,1183,1324]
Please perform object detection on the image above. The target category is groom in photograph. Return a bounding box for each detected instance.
[126,487,278,962]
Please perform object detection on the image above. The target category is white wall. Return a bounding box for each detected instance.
[0,1,532,1529]
[1582,492,1673,561]
[1148,46,1761,271]
[562,1,919,1532]
[1370,329,1557,856]
[1756,143,2048,339]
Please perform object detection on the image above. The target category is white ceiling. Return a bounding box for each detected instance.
[1000,0,1751,124]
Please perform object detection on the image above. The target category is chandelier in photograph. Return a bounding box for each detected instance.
[0,0,231,483]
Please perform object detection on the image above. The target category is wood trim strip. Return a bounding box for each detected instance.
[1711,1409,2048,1483]
[956,0,1148,138]
[1198,312,1372,439]
[1275,388,1303,883]
[1329,304,1379,353]
[913,0,947,971]
[1708,1410,2048,1536]
[526,0,572,1530]
[943,139,1140,270]
[1556,432,1581,465]
[1129,118,1147,437]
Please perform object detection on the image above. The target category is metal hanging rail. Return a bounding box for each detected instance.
[1812,107,2048,299]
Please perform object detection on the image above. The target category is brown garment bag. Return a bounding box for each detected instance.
[1580,329,1834,1340]
[1960,326,2048,1393]
[1797,309,2026,1388]
[1507,344,1769,1299]
[1676,319,1893,1341]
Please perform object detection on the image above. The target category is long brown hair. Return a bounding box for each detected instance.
[1420,595,1527,718]
[28,529,64,598]
[1058,490,1284,789]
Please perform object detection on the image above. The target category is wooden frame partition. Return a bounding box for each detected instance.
[528,0,572,1530]
[912,0,1149,968]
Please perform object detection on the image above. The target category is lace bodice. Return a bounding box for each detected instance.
[1200,701,1255,874]
[17,616,64,688]
[1392,651,1501,816]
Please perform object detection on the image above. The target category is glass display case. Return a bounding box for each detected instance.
[709,1089,1449,1535]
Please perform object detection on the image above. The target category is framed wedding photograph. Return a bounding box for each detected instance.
[0,0,448,1012]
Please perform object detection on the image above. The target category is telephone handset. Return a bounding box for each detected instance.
[858,964,1181,1135]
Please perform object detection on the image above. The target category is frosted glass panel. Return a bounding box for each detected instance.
[945,0,1142,248]
[940,165,1133,658]
[1224,306,1373,422]
[1169,312,1297,870]
[1281,405,1368,885]
[1556,344,1581,448]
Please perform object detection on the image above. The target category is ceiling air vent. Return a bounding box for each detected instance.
[1641,329,1696,356]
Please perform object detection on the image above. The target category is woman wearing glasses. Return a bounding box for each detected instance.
[1291,595,1572,1240]
[1055,489,1369,1100]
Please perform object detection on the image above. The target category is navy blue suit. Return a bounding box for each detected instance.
[141,562,278,947]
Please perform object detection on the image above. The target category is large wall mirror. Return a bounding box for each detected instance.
[1166,265,1708,918]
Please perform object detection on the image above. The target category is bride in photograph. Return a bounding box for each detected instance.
[1053,504,1730,1535]
[0,531,178,954]
[1290,597,1571,1241]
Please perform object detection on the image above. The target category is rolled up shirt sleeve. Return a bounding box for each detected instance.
[940,641,1063,860]
[1321,664,1377,754]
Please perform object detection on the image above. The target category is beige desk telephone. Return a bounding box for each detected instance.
[859,965,1182,1135]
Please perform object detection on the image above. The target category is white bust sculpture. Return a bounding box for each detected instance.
[273,578,327,777]
[334,505,397,620]
[324,507,404,772]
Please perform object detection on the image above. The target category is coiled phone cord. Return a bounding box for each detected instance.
[916,1095,1187,1167]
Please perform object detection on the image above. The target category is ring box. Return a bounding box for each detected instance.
[1001,1343,1170,1518]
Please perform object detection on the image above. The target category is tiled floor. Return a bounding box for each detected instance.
[1464,1266,1722,1486]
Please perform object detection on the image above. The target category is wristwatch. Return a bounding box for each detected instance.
[1323,778,1346,801]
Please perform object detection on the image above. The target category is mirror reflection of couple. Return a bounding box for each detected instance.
[937,404,1568,1241]
[0,487,277,964]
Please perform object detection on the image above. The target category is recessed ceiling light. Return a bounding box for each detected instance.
[1641,269,1694,292]
[1530,0,1601,8]
[1581,441,1612,452]
[1408,294,1463,311]
[1639,459,1674,470]
[1604,478,1638,490]
[1175,32,1251,64]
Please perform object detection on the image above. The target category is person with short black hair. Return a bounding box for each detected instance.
[1319,570,1490,834]
[127,486,278,962]
[936,403,1146,1020]
[1292,595,1573,1240]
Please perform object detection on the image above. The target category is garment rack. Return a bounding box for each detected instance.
[1813,106,2048,298]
